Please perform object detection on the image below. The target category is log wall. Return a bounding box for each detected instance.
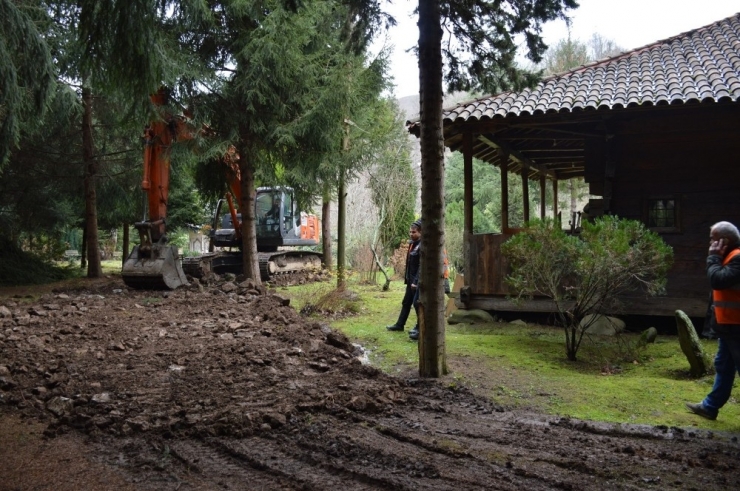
[607,106,740,301]
[464,104,740,317]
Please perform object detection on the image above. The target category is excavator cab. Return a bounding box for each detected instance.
[204,187,321,279]
[256,189,295,250]
[210,187,319,252]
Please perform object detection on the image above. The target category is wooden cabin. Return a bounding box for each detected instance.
[409,13,740,317]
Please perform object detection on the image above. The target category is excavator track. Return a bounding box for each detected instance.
[258,251,322,280]
[182,251,322,281]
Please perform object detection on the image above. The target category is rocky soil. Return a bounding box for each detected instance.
[1,275,739,490]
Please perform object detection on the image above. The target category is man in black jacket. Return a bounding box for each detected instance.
[386,220,422,333]
[264,197,281,220]
[686,221,740,420]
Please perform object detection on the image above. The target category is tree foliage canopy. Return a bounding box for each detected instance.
[440,0,579,93]
[0,0,57,166]
[364,99,416,253]
[540,32,624,76]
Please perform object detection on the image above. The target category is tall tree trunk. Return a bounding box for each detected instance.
[321,183,332,271]
[122,222,129,267]
[238,144,262,283]
[82,85,102,278]
[417,0,447,377]
[336,121,350,290]
[110,228,118,259]
[336,171,346,290]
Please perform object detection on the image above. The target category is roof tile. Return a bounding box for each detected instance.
[436,13,740,124]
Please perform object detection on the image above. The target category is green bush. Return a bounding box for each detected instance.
[501,216,673,361]
[0,238,77,286]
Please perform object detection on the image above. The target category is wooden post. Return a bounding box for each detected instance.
[463,131,473,286]
[522,169,530,224]
[122,222,129,266]
[553,179,559,224]
[604,136,615,214]
[540,174,546,219]
[500,150,509,231]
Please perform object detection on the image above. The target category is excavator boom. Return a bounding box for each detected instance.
[122,90,189,290]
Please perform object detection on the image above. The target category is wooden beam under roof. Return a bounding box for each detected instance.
[477,148,498,163]
[520,148,585,153]
[556,169,586,178]
[441,117,604,135]
[496,136,583,141]
[530,157,585,163]
[506,124,603,138]
[477,135,557,179]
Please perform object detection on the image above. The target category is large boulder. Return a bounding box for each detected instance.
[447,309,494,325]
[675,310,711,377]
[579,314,625,336]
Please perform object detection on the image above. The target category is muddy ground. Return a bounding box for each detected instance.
[1,275,739,490]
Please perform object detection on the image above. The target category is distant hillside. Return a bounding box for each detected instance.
[397,94,420,121]
[396,91,478,122]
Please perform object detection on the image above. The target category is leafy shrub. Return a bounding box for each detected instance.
[0,238,77,286]
[501,216,673,361]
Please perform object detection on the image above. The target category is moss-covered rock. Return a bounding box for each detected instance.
[675,310,711,377]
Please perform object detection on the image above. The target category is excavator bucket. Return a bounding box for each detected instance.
[122,244,189,290]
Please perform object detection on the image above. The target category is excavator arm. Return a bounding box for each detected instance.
[122,90,189,289]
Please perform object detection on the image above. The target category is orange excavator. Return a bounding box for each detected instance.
[122,91,322,289]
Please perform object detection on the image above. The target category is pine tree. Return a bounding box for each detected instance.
[184,0,390,284]
[416,0,578,377]
[0,0,57,166]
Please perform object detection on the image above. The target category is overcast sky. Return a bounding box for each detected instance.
[375,0,740,98]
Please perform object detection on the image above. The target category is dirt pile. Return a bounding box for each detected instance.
[1,276,740,490]
[0,276,413,440]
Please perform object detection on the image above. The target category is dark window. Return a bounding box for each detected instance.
[644,197,680,233]
[648,199,675,228]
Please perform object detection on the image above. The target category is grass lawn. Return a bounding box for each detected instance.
[281,274,740,434]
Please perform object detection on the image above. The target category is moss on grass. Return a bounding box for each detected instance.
[285,277,740,433]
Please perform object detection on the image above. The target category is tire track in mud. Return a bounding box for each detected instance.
[291,416,514,490]
[333,413,592,491]
[337,403,705,490]
[168,439,298,490]
[368,409,740,490]
[214,437,397,490]
[168,436,392,490]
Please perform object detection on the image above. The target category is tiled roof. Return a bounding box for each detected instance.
[442,13,740,123]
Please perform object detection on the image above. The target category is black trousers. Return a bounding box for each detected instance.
[393,284,418,329]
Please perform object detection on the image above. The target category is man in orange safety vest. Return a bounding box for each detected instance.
[687,221,740,420]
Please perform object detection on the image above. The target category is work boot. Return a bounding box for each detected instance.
[386,324,404,332]
[685,402,717,420]
[408,327,419,340]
